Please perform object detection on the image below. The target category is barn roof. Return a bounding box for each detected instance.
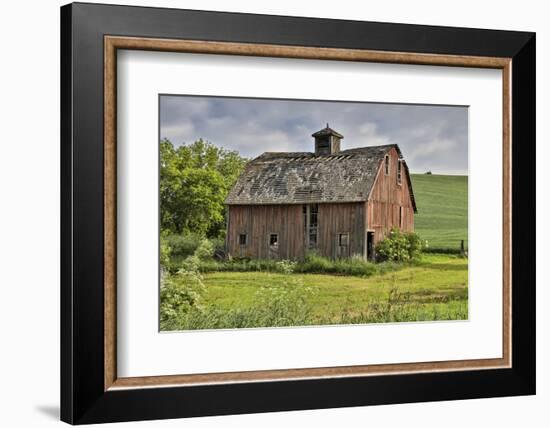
[226,144,417,211]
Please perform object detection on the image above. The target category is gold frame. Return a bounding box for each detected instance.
[104,36,512,391]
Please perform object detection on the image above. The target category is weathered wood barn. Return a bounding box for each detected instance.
[225,125,417,260]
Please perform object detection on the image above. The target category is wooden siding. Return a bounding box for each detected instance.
[226,205,304,259]
[366,147,415,244]
[227,202,365,260]
[318,203,365,258]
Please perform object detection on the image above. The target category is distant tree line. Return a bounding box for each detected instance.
[160,138,247,238]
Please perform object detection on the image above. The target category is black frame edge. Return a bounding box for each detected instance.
[510,33,536,393]
[71,1,534,57]
[60,3,74,425]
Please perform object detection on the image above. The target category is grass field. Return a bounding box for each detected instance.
[161,254,468,330]
[411,174,468,250]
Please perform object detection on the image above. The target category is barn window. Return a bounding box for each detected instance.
[338,233,349,247]
[303,204,318,249]
[309,204,318,248]
[269,234,279,247]
[316,137,330,155]
[397,160,402,184]
[384,155,390,175]
[239,234,247,246]
[399,207,403,228]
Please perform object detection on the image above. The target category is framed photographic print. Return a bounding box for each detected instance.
[60,2,535,424]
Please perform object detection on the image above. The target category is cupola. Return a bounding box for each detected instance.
[312,124,343,155]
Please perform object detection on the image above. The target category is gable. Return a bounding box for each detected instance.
[368,147,417,213]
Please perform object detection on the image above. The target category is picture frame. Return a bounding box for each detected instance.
[60,2,535,424]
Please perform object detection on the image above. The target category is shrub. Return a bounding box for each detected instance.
[403,232,426,261]
[160,237,171,271]
[298,252,333,273]
[295,253,377,276]
[333,255,378,276]
[210,236,227,259]
[180,278,316,330]
[275,259,297,274]
[160,262,206,330]
[375,228,426,262]
[165,233,203,259]
[194,238,214,260]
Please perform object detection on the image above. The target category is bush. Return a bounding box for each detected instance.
[164,234,225,271]
[404,232,426,261]
[375,228,426,262]
[179,278,316,330]
[160,237,171,271]
[210,236,227,259]
[333,255,378,276]
[164,233,203,260]
[194,238,214,260]
[275,259,297,274]
[160,262,206,330]
[297,253,332,273]
[294,253,377,276]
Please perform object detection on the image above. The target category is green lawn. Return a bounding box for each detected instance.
[195,254,468,327]
[411,174,468,250]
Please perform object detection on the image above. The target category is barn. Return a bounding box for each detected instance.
[225,125,417,260]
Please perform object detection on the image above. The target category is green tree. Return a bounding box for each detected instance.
[160,138,247,237]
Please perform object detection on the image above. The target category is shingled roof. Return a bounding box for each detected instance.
[226,144,417,211]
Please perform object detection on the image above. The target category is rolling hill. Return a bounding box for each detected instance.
[411,174,468,251]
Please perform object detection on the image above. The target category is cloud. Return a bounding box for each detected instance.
[160,95,468,175]
[410,138,456,158]
[353,122,392,147]
[161,122,195,143]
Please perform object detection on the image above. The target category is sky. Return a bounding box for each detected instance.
[160,95,468,175]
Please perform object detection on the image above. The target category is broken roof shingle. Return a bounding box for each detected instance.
[226,144,416,211]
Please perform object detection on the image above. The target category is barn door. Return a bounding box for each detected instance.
[268,233,279,259]
[366,231,375,261]
[336,232,350,258]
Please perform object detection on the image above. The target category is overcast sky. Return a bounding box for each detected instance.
[160,95,468,175]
